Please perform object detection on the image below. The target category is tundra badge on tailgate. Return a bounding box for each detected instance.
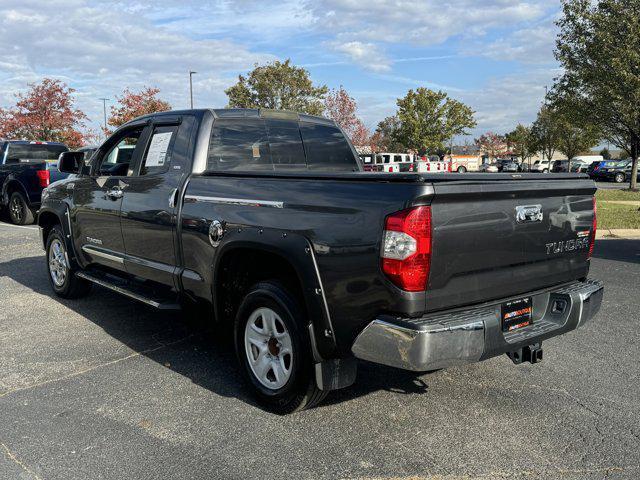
[515,204,543,224]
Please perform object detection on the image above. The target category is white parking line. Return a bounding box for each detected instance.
[0,222,38,231]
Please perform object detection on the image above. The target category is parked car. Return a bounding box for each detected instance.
[496,159,520,172]
[551,160,569,173]
[570,160,592,173]
[479,162,500,173]
[572,155,603,166]
[595,160,635,183]
[531,159,552,173]
[587,160,619,179]
[39,108,603,413]
[0,140,69,224]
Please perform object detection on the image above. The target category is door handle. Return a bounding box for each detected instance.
[106,187,124,200]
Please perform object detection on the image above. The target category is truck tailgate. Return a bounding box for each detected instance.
[426,176,596,312]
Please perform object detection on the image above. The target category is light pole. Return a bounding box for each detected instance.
[189,71,197,108]
[99,98,109,139]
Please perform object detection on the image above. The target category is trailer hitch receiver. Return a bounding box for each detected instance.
[507,342,543,365]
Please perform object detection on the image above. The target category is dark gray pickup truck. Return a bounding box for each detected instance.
[38,108,603,413]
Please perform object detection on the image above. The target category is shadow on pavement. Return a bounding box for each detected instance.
[593,238,640,264]
[1,254,433,411]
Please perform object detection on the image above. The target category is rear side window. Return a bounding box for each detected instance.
[207,119,271,171]
[139,125,178,175]
[266,119,306,170]
[300,123,357,171]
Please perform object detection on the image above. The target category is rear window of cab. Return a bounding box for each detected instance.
[206,118,357,172]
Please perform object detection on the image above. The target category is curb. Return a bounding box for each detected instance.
[596,229,640,239]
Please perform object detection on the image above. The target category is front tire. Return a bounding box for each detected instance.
[457,166,467,173]
[614,172,626,183]
[234,281,327,414]
[542,168,549,173]
[46,225,92,298]
[8,191,35,225]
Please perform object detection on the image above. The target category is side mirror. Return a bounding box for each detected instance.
[58,151,85,174]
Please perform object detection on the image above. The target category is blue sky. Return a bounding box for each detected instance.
[0,0,561,140]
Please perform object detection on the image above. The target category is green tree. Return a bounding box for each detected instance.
[371,115,406,152]
[394,88,476,154]
[599,148,611,160]
[225,59,328,115]
[553,0,640,189]
[556,117,600,169]
[530,106,563,162]
[506,124,535,165]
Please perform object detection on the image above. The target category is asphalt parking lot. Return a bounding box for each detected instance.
[1,221,639,480]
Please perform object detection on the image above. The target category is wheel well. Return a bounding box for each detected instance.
[38,211,62,248]
[215,248,306,325]
[3,180,28,205]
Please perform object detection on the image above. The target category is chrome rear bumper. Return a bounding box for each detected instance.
[351,279,603,372]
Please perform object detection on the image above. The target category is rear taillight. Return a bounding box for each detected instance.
[588,197,597,259]
[37,169,50,188]
[381,206,432,291]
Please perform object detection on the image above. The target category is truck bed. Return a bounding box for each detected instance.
[183,171,596,352]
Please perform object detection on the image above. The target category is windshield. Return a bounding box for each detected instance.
[6,143,67,162]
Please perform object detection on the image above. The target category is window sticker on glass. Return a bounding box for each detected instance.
[146,132,173,167]
[252,143,261,158]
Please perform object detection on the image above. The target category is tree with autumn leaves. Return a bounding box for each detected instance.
[323,86,370,146]
[475,132,508,160]
[107,87,171,131]
[0,78,88,148]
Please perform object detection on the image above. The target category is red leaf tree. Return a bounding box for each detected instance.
[324,86,370,146]
[475,132,508,160]
[0,78,88,148]
[107,87,171,131]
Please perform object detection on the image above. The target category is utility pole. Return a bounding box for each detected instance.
[99,98,109,139]
[189,71,197,109]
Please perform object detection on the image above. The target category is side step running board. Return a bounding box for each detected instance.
[76,271,181,310]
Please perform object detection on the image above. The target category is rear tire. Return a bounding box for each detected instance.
[457,166,467,173]
[8,191,35,225]
[46,225,92,298]
[542,168,549,173]
[234,281,327,414]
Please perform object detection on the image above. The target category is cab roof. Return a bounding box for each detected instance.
[130,108,335,126]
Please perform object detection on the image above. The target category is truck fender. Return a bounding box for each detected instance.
[37,202,78,267]
[210,230,338,359]
[2,176,30,206]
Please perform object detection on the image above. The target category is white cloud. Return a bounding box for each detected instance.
[332,41,391,72]
[476,16,559,64]
[0,0,274,128]
[306,0,555,45]
[458,67,561,136]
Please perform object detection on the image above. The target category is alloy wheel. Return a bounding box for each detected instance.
[10,196,23,223]
[48,239,68,287]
